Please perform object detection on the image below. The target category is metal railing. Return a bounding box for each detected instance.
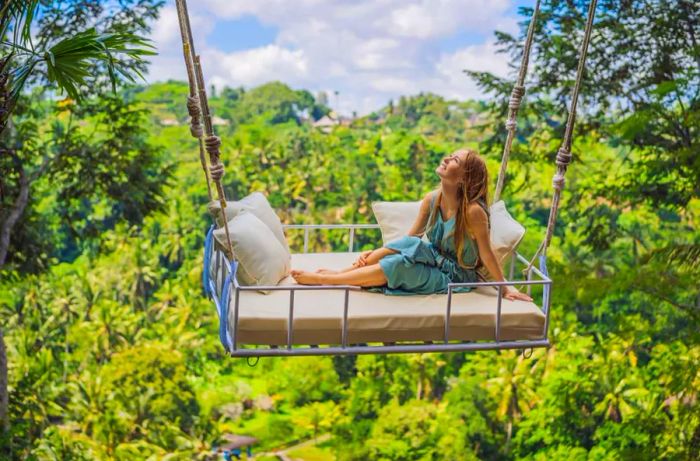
[204,223,552,357]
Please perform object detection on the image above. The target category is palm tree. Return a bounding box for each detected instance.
[485,350,543,453]
[0,0,155,442]
[0,0,155,267]
[0,1,154,130]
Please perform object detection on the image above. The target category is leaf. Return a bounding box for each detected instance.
[8,27,155,102]
[645,244,700,273]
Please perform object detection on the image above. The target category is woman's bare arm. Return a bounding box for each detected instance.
[467,204,532,302]
[407,192,434,237]
[354,193,434,268]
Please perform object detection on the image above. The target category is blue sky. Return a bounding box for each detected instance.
[148,0,536,115]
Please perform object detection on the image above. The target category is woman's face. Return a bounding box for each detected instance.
[436,150,467,185]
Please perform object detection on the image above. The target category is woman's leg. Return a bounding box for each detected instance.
[292,263,387,287]
[364,247,398,265]
[315,247,398,274]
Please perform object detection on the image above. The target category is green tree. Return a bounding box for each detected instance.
[469,0,700,294]
[0,0,158,267]
[231,81,322,125]
[0,1,160,456]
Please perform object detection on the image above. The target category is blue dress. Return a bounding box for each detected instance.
[373,195,485,296]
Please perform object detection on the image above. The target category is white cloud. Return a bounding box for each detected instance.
[147,4,216,82]
[147,0,525,114]
[150,5,179,47]
[206,45,309,87]
[437,41,510,83]
[370,76,418,94]
[389,0,516,38]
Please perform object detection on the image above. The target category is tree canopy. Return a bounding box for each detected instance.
[1,1,698,459]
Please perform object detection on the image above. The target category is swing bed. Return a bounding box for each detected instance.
[174,0,598,357]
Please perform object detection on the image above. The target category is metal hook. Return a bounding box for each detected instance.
[246,356,260,367]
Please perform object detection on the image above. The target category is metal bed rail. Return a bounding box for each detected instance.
[204,223,552,357]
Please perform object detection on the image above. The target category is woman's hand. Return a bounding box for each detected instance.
[502,286,533,302]
[353,250,374,267]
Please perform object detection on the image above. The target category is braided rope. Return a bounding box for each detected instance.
[175,0,235,259]
[175,0,212,200]
[493,0,541,203]
[524,0,598,274]
[186,95,203,137]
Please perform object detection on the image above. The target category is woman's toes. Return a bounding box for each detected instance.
[291,270,325,285]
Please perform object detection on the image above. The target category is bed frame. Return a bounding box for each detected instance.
[204,224,552,357]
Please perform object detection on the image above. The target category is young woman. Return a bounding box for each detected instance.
[291,149,532,302]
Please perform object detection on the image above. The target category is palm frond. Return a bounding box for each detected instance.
[8,27,155,101]
[0,0,40,45]
[645,243,700,272]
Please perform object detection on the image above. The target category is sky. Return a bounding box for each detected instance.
[147,0,535,115]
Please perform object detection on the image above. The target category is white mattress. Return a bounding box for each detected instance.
[228,252,545,345]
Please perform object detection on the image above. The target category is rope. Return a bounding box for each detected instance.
[175,0,212,201]
[524,0,598,274]
[493,0,541,203]
[175,0,235,260]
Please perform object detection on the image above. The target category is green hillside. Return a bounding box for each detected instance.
[1,1,698,460]
[2,78,697,459]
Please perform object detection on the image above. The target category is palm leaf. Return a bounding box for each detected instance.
[9,27,155,101]
[0,0,40,45]
[645,243,700,273]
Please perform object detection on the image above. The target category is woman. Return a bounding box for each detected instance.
[291,149,532,302]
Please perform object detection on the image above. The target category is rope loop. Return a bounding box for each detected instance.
[209,162,224,181]
[205,135,222,159]
[552,173,566,190]
[555,146,572,168]
[505,119,517,131]
[186,96,203,137]
[186,95,200,116]
[190,123,203,138]
[509,85,526,110]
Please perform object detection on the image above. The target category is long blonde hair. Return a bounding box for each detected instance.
[425,149,490,269]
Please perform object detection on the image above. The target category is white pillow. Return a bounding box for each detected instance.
[371,199,525,266]
[208,192,290,255]
[371,201,424,244]
[488,200,526,266]
[213,210,291,287]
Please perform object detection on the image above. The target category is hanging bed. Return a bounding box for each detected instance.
[174,0,598,357]
[205,224,551,357]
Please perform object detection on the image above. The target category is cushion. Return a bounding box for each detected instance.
[371,200,425,244]
[371,199,525,267]
[213,210,291,287]
[208,192,290,255]
[488,200,526,266]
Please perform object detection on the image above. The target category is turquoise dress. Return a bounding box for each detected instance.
[373,195,486,296]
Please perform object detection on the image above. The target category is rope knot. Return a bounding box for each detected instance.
[205,135,222,158]
[509,85,526,110]
[187,96,203,138]
[505,119,517,131]
[205,135,224,181]
[556,147,572,167]
[190,124,203,138]
[552,173,565,190]
[209,162,225,181]
[186,96,200,116]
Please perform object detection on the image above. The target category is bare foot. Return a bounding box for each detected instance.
[291,269,326,285]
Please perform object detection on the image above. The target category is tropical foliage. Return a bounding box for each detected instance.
[1,1,698,460]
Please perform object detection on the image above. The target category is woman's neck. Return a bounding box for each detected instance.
[439,182,460,213]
